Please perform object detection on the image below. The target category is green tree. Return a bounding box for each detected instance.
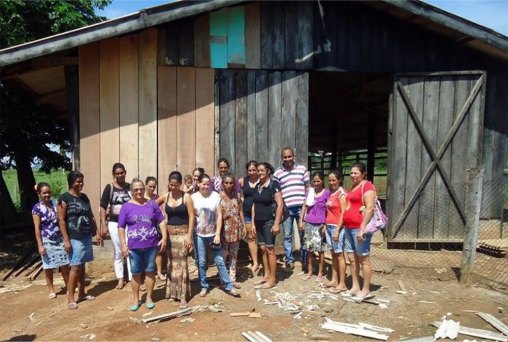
[0,0,111,221]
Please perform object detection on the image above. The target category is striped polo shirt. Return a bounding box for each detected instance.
[273,164,310,208]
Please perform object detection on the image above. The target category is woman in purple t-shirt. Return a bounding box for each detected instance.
[299,172,330,281]
[118,178,167,311]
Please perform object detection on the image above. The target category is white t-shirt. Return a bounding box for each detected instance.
[191,191,220,237]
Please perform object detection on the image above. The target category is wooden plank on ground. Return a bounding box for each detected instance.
[138,28,158,180]
[79,43,101,216]
[234,70,248,175]
[157,66,178,182]
[194,15,210,67]
[176,67,196,175]
[255,71,268,162]
[219,69,236,170]
[99,38,120,192]
[476,312,508,336]
[245,3,260,69]
[195,68,215,175]
[119,34,139,179]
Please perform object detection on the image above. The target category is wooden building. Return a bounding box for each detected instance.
[1,0,507,243]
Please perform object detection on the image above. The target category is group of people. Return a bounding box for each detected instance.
[32,146,379,311]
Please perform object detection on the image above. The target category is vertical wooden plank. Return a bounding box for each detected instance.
[389,77,408,239]
[178,18,194,66]
[295,72,309,167]
[157,66,177,183]
[219,70,235,170]
[403,77,423,240]
[434,77,454,238]
[336,2,350,71]
[228,6,246,67]
[234,70,248,175]
[138,28,158,180]
[210,9,228,69]
[99,38,120,190]
[271,2,285,69]
[312,0,336,69]
[194,15,210,67]
[163,22,179,65]
[246,71,257,161]
[65,65,80,169]
[195,68,215,175]
[119,34,139,179]
[177,67,196,175]
[268,72,282,167]
[466,74,485,170]
[347,2,361,71]
[255,71,268,162]
[245,3,260,69]
[157,27,167,66]
[79,43,101,216]
[284,5,297,70]
[260,2,272,69]
[285,2,313,70]
[418,77,440,239]
[449,76,471,238]
[281,71,297,149]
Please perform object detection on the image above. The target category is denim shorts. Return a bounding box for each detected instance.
[255,220,275,248]
[244,214,252,224]
[69,235,94,266]
[129,247,158,274]
[344,228,372,256]
[325,225,345,253]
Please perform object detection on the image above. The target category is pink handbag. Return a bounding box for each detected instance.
[360,181,388,234]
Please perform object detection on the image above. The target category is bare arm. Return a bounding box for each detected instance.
[237,193,247,238]
[359,190,376,240]
[118,225,128,257]
[156,193,167,206]
[332,195,347,241]
[299,203,308,231]
[32,214,45,256]
[214,202,223,244]
[185,194,195,249]
[57,201,71,253]
[272,191,284,234]
[90,209,102,247]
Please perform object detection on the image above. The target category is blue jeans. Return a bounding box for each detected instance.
[282,206,306,266]
[196,235,233,291]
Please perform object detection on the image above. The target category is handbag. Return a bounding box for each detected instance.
[360,181,388,234]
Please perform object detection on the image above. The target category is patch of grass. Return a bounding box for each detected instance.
[2,169,68,208]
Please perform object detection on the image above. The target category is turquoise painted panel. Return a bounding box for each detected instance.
[227,7,245,66]
[210,9,228,68]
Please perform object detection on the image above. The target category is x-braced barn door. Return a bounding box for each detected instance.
[387,72,486,242]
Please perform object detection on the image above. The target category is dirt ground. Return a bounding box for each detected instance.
[1,235,507,341]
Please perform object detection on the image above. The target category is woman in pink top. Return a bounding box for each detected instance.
[342,162,376,301]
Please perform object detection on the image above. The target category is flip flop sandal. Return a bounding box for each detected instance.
[315,276,323,282]
[48,292,57,299]
[79,294,96,301]
[352,293,375,302]
[68,302,78,310]
[260,283,276,289]
[329,287,348,294]
[146,302,155,309]
[130,304,140,311]
[254,279,268,286]
[179,302,188,309]
[301,275,313,281]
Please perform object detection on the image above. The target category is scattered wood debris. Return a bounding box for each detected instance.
[397,280,408,294]
[431,321,507,342]
[476,311,508,336]
[321,318,391,340]
[242,331,273,342]
[79,333,96,340]
[179,317,195,323]
[141,308,192,324]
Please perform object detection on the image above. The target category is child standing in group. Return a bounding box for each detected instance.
[182,174,194,194]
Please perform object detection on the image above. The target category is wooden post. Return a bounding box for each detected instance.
[65,65,80,170]
[330,120,338,170]
[459,167,484,284]
[367,112,375,182]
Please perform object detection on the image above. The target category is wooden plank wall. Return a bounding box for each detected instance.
[217,69,309,174]
[156,66,215,181]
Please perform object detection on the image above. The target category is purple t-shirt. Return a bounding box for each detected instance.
[32,201,62,241]
[304,189,330,224]
[117,200,164,249]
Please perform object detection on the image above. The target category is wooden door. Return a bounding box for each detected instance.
[387,72,486,242]
[216,70,309,175]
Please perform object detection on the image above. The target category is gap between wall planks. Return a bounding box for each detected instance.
[119,34,139,179]
[138,28,158,181]
[195,68,215,175]
[79,42,101,217]
[99,38,120,194]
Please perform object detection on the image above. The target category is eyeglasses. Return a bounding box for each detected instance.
[132,188,145,192]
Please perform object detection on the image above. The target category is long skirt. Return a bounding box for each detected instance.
[166,224,191,301]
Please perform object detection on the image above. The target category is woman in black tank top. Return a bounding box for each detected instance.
[156,171,195,309]
[238,160,260,274]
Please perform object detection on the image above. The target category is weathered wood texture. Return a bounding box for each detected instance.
[78,43,101,215]
[217,70,309,173]
[388,72,486,241]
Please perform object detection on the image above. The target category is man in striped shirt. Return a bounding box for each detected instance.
[273,147,310,272]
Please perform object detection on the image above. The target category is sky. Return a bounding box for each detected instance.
[96,0,508,36]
